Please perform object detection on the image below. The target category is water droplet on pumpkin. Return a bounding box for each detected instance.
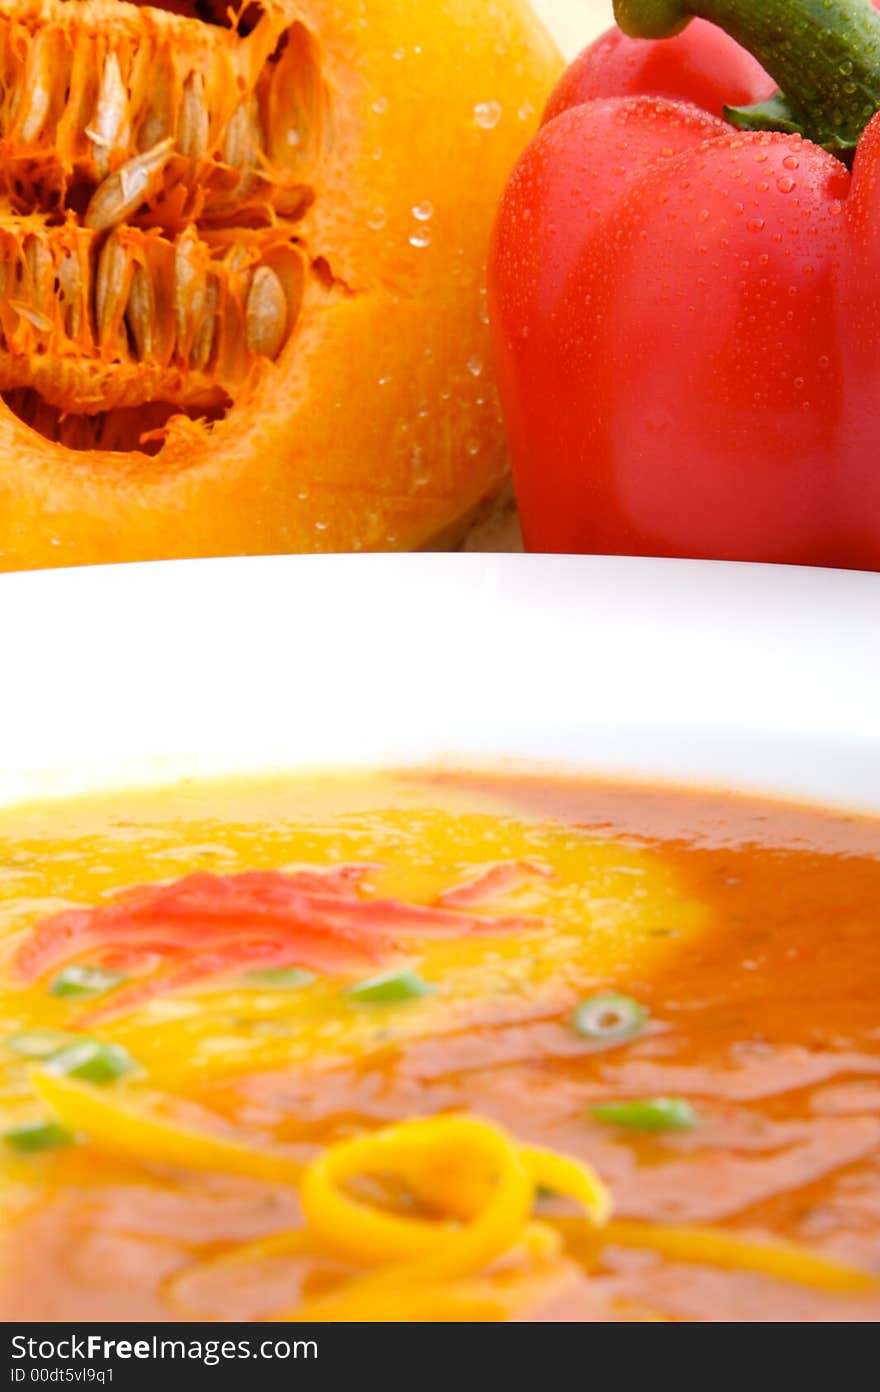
[466,439,480,456]
[409,229,431,248]
[367,208,386,230]
[747,217,765,232]
[372,96,389,114]
[466,356,483,377]
[777,176,796,193]
[412,200,434,221]
[782,154,800,170]
[411,447,429,487]
[473,100,502,130]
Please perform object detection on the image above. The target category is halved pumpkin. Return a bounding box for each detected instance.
[0,0,560,568]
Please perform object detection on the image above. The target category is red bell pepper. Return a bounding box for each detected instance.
[489,0,880,568]
[543,13,774,125]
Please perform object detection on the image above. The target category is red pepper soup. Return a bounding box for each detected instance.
[1,768,878,1321]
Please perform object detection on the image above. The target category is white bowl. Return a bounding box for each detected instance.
[0,553,877,812]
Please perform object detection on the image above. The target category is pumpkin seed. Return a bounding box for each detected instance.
[136,51,173,151]
[178,71,209,162]
[173,226,207,355]
[125,262,156,360]
[95,231,132,346]
[87,51,130,178]
[17,31,52,144]
[24,235,53,305]
[84,137,174,232]
[223,97,261,171]
[58,250,83,339]
[190,274,217,369]
[245,265,288,359]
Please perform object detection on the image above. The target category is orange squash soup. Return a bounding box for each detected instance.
[1,768,878,1322]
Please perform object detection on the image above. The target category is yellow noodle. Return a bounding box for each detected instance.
[168,1218,566,1321]
[601,1220,876,1294]
[298,1115,535,1277]
[31,1073,875,1318]
[288,1258,579,1323]
[287,1115,607,1319]
[291,1284,511,1322]
[522,1221,564,1260]
[522,1144,612,1227]
[163,1114,606,1320]
[30,1069,303,1187]
[610,1301,675,1322]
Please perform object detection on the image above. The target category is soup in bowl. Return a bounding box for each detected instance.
[0,554,877,1322]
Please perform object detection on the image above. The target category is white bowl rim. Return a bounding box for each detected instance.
[0,552,877,813]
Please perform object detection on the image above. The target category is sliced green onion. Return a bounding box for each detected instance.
[346,969,434,1005]
[5,1029,79,1059]
[571,991,647,1043]
[244,967,316,990]
[42,1040,136,1085]
[4,1119,74,1153]
[591,1097,699,1132]
[5,1030,134,1084]
[49,965,126,999]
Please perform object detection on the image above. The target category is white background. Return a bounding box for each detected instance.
[534,0,613,57]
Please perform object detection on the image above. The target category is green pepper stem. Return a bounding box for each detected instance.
[614,0,880,154]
